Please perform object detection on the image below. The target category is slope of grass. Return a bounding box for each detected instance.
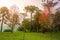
[0,32,60,40]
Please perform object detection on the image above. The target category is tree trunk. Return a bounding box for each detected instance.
[11,26,13,33]
[37,26,38,32]
[30,12,32,32]
[1,18,4,32]
[11,24,15,33]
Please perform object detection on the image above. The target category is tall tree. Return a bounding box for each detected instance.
[5,5,20,32]
[0,7,8,32]
[24,5,39,31]
[34,10,42,32]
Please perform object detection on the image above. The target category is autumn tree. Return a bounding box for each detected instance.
[38,0,59,32]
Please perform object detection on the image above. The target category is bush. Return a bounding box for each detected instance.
[4,29,12,32]
[18,27,24,31]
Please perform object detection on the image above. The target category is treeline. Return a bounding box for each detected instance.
[0,5,60,33]
[18,10,60,33]
[18,5,60,33]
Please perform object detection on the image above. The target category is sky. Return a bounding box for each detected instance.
[0,0,43,13]
[0,0,60,13]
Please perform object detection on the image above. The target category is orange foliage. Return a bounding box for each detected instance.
[39,7,49,21]
[39,4,49,24]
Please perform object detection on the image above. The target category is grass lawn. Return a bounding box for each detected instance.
[0,32,60,40]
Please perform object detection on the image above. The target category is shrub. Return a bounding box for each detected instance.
[4,29,12,32]
[18,27,24,31]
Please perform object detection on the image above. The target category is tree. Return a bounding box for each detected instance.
[21,19,30,32]
[38,0,58,32]
[0,7,8,32]
[12,13,20,32]
[46,1,58,31]
[24,5,39,31]
[53,11,60,32]
[21,10,41,32]
[5,5,20,32]
[4,13,20,32]
[20,13,27,31]
[34,10,42,32]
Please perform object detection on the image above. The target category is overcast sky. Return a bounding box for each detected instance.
[0,0,43,12]
[0,0,60,12]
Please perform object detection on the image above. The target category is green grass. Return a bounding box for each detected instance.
[0,32,60,40]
